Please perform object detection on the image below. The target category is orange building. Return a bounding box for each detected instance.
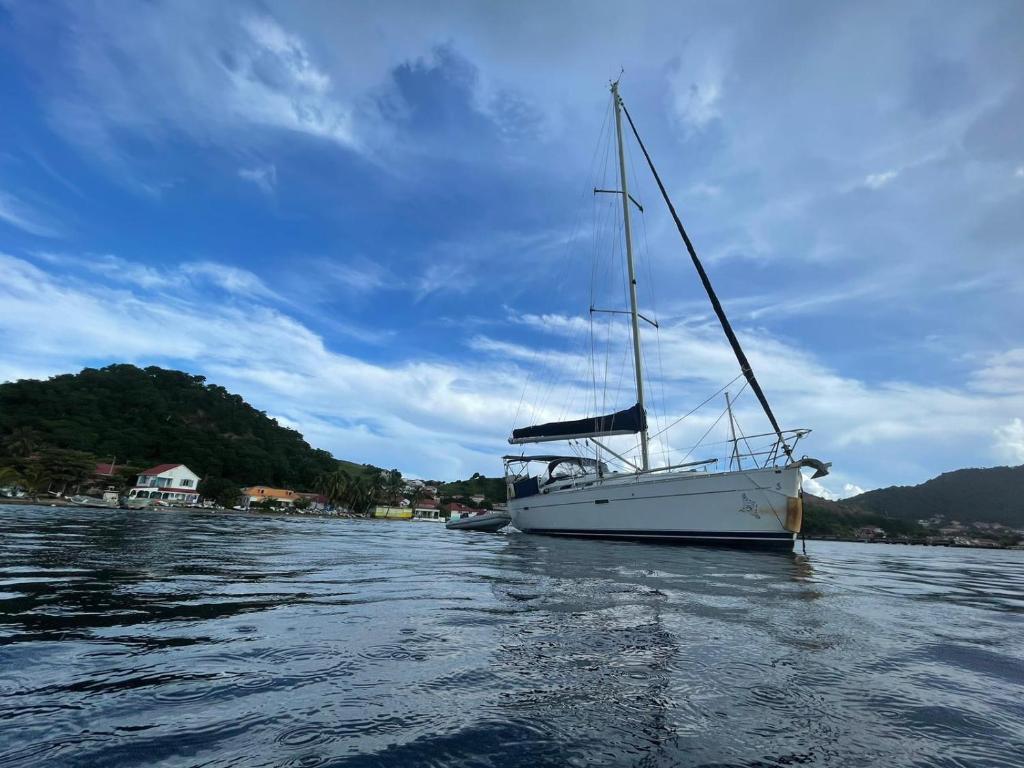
[242,486,299,508]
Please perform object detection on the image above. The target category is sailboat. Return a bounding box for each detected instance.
[503,82,830,548]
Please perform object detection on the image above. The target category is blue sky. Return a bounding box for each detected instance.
[0,0,1021,494]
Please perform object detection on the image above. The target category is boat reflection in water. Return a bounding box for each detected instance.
[479,534,831,765]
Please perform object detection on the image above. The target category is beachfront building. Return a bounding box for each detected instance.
[242,486,299,509]
[128,464,201,505]
[446,501,484,518]
[78,461,121,495]
[413,498,442,520]
[373,505,412,520]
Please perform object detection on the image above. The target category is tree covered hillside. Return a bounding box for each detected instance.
[845,465,1024,527]
[0,364,342,489]
[437,473,506,503]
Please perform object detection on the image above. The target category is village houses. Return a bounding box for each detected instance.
[127,464,201,505]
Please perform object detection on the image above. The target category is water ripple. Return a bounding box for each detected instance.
[0,506,1022,767]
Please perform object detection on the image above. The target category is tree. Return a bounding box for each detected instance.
[3,427,40,458]
[293,496,311,512]
[0,465,23,492]
[32,449,95,496]
[19,464,50,501]
[383,468,404,504]
[111,465,143,492]
[317,468,352,510]
[342,472,384,516]
[408,486,431,513]
[0,364,338,489]
[198,476,242,508]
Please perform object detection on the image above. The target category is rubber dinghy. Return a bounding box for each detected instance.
[445,510,511,532]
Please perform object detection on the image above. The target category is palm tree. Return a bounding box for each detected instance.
[316,468,353,513]
[349,471,387,516]
[383,468,404,505]
[19,464,50,501]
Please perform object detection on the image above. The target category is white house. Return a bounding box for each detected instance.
[413,498,442,520]
[127,464,201,505]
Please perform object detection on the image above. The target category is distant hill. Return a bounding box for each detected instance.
[0,364,371,489]
[802,494,923,538]
[436,473,506,503]
[845,465,1024,527]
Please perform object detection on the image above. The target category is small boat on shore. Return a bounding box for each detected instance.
[68,489,121,509]
[446,510,511,532]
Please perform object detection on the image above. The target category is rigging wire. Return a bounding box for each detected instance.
[623,127,670,468]
[516,102,614,431]
[647,372,744,441]
[726,388,761,468]
[543,103,621,424]
[677,377,750,466]
[521,99,614,430]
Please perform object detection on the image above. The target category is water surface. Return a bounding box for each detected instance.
[1,505,1022,767]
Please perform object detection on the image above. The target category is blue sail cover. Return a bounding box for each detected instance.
[510,403,646,444]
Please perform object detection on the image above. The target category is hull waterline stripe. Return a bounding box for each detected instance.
[520,528,794,541]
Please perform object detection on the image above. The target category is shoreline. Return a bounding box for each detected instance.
[2,498,1020,549]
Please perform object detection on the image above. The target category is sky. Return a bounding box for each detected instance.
[0,0,1022,495]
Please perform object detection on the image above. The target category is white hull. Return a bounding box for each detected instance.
[509,465,803,547]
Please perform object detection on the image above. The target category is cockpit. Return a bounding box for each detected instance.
[502,455,608,499]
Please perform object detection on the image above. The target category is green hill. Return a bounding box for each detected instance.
[802,494,924,538]
[436,473,506,503]
[845,465,1024,527]
[0,364,371,490]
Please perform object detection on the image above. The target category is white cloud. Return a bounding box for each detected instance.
[238,164,277,193]
[969,348,1024,395]
[3,2,1023,487]
[804,478,864,501]
[33,252,279,301]
[325,260,391,292]
[228,16,356,147]
[0,191,62,238]
[0,252,519,478]
[36,252,165,289]
[1,251,1023,486]
[180,261,278,299]
[415,261,474,301]
[803,475,836,500]
[863,169,899,189]
[686,182,722,199]
[993,418,1024,464]
[668,64,723,130]
[1015,166,1024,178]
[480,309,1024,489]
[29,5,364,188]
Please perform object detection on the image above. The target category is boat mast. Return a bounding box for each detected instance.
[611,80,649,471]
